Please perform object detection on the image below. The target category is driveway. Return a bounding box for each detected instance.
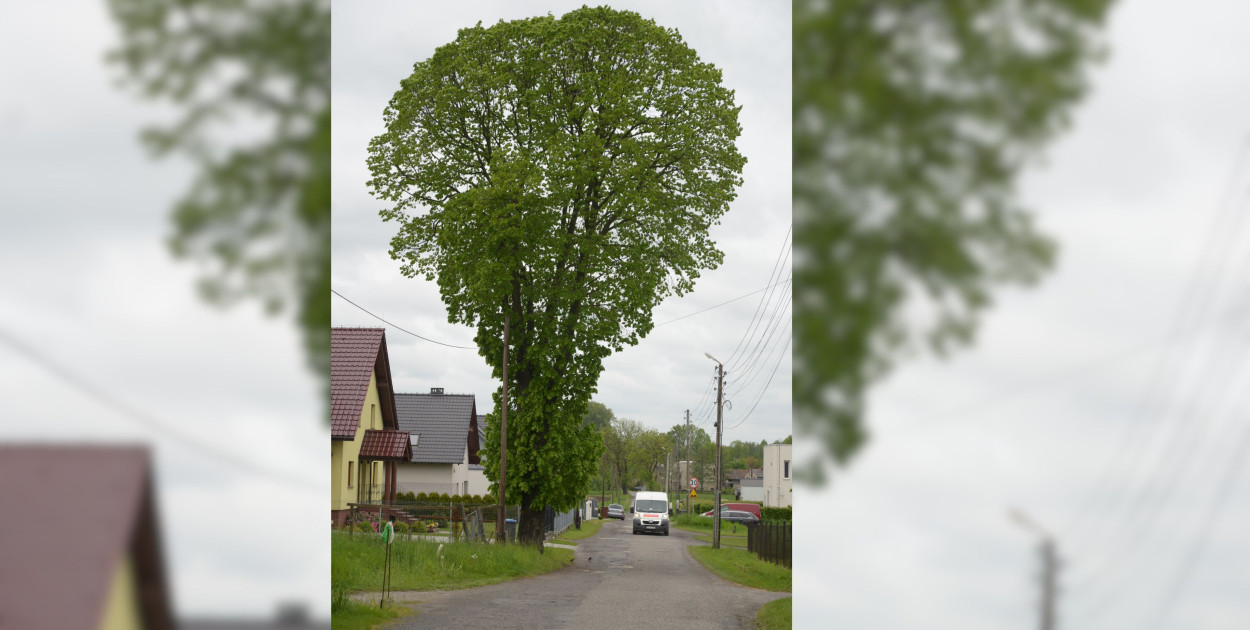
[381,518,789,629]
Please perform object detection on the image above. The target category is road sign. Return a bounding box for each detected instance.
[690,490,698,498]
[688,477,699,489]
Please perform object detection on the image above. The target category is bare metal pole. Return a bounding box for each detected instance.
[497,311,509,544]
[685,409,691,517]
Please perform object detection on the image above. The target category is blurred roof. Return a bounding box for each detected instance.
[330,327,398,439]
[396,391,476,464]
[0,444,173,630]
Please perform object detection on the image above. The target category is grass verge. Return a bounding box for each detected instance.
[332,532,573,593]
[550,518,605,545]
[688,546,791,592]
[754,597,791,629]
[330,599,405,630]
[693,531,748,549]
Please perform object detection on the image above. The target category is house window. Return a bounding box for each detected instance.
[783,460,790,479]
[347,461,354,487]
[370,404,377,429]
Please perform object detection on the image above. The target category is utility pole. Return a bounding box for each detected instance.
[1010,508,1059,630]
[497,312,509,544]
[705,353,724,549]
[665,450,671,512]
[685,409,691,517]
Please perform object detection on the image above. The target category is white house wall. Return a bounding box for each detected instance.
[762,444,793,508]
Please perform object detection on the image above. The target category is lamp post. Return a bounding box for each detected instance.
[705,352,724,549]
[1010,508,1059,630]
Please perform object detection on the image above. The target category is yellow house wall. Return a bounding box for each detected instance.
[331,370,383,511]
[98,554,141,630]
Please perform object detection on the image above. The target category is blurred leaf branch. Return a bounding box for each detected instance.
[793,0,1114,482]
[107,0,330,399]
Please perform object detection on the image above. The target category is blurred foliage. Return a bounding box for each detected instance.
[793,0,1114,482]
[107,0,330,400]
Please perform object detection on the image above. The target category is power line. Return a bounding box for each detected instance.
[331,289,476,349]
[0,328,320,494]
[726,336,791,430]
[653,277,792,328]
[722,227,792,368]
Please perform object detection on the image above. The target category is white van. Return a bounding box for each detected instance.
[631,491,670,536]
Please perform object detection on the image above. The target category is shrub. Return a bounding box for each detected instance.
[394,522,409,534]
[761,506,792,522]
[355,522,373,533]
[471,494,483,503]
[438,493,452,502]
[415,492,429,502]
[450,494,463,503]
[482,494,495,504]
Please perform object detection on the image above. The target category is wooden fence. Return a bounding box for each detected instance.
[746,521,792,568]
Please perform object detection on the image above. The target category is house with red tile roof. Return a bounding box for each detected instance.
[0,445,174,630]
[330,327,411,526]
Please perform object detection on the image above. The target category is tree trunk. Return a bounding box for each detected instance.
[518,504,546,552]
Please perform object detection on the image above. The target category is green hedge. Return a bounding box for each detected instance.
[761,506,791,522]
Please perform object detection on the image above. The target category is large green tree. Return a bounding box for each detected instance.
[108,0,330,395]
[369,7,746,546]
[794,0,1114,481]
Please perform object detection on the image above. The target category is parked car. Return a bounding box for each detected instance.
[719,510,760,525]
[700,502,763,520]
[606,504,625,520]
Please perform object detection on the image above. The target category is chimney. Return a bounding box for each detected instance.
[430,387,444,395]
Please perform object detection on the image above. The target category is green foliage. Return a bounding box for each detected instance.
[354,522,373,534]
[107,0,331,393]
[755,597,792,630]
[332,532,572,592]
[582,401,615,430]
[792,0,1114,479]
[688,546,791,592]
[368,6,744,529]
[761,506,792,523]
[394,522,409,534]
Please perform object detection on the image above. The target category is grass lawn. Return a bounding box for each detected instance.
[671,514,713,533]
[688,546,791,592]
[330,598,406,630]
[550,518,605,546]
[693,531,748,549]
[754,597,791,629]
[332,532,573,594]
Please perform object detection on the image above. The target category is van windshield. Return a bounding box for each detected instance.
[635,500,667,513]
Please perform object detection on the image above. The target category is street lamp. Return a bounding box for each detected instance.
[1009,508,1059,630]
[705,352,724,549]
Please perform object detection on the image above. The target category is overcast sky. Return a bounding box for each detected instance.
[331,1,793,448]
[795,1,1250,628]
[0,1,325,620]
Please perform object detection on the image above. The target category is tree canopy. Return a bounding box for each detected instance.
[793,0,1114,482]
[368,7,745,545]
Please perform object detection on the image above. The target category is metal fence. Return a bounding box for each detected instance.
[746,521,792,568]
[546,505,577,539]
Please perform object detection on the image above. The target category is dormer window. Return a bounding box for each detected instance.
[409,434,419,447]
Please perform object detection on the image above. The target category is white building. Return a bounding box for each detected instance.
[762,443,792,508]
[395,388,488,497]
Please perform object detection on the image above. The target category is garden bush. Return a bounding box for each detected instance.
[761,506,792,522]
[394,522,409,534]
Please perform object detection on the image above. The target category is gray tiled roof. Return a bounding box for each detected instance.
[395,392,476,464]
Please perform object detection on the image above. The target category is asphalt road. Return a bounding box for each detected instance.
[383,517,790,629]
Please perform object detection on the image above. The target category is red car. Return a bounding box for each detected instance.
[701,503,762,520]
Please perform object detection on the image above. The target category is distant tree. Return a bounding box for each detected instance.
[793,0,1114,481]
[368,6,745,547]
[583,401,615,430]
